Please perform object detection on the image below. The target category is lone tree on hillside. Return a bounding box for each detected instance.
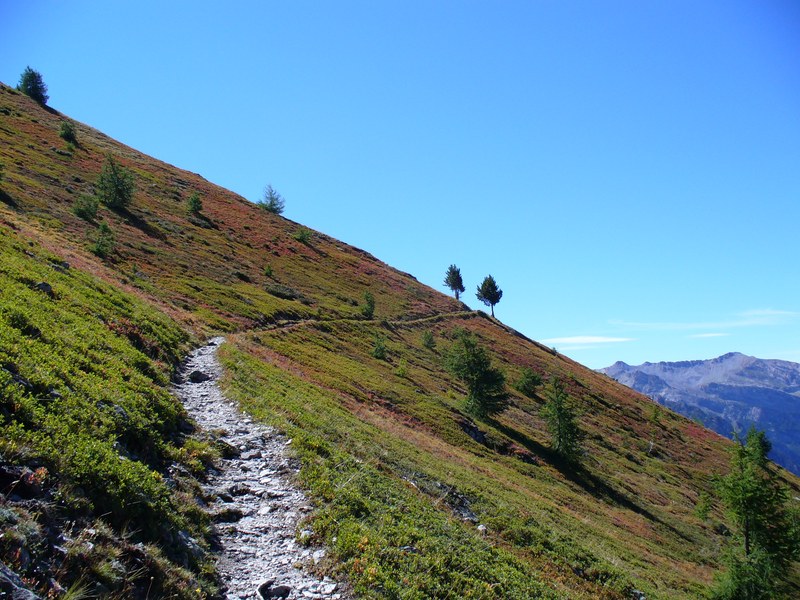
[186,191,203,216]
[711,427,800,599]
[361,291,375,319]
[18,66,48,105]
[445,330,507,418]
[542,378,582,464]
[444,264,466,300]
[96,155,135,210]
[260,184,285,214]
[476,275,502,317]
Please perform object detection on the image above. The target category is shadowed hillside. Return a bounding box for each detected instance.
[1,83,799,599]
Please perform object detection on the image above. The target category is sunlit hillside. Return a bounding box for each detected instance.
[1,83,798,599]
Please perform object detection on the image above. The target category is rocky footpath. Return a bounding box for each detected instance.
[174,338,347,600]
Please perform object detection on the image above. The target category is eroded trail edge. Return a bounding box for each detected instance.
[174,338,346,600]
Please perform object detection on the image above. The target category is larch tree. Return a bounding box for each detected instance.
[444,264,465,300]
[711,427,800,599]
[96,155,135,210]
[445,330,507,418]
[541,378,582,465]
[260,184,285,214]
[18,66,48,105]
[476,275,502,317]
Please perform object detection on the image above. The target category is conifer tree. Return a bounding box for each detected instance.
[542,378,582,464]
[260,184,285,214]
[476,275,502,317]
[711,427,800,599]
[445,330,507,418]
[97,155,135,210]
[186,191,203,215]
[444,264,465,300]
[18,66,48,105]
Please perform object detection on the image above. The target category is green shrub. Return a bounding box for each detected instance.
[186,191,202,215]
[59,121,77,144]
[421,329,436,350]
[90,222,115,258]
[361,291,375,319]
[97,155,135,210]
[695,491,712,521]
[263,265,273,278]
[72,194,98,221]
[292,227,311,244]
[394,359,408,378]
[514,367,541,398]
[372,334,387,360]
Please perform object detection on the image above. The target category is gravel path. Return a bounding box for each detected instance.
[174,338,347,600]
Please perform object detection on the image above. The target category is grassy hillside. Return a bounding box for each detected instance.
[1,82,798,598]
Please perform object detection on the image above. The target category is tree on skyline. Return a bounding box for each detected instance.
[18,66,48,105]
[476,275,502,317]
[260,184,285,214]
[444,264,465,300]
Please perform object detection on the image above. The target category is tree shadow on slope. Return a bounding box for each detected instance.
[121,209,170,242]
[0,189,17,208]
[486,415,696,545]
[187,213,219,230]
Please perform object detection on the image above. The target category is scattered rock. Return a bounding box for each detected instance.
[229,483,251,496]
[215,439,241,458]
[213,506,244,522]
[187,370,211,383]
[258,580,292,599]
[34,281,53,297]
[0,562,40,599]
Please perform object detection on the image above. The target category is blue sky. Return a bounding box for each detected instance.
[2,1,799,369]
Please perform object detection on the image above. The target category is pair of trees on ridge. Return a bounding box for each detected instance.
[444,265,502,317]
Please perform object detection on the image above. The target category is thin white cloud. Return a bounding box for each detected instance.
[541,336,635,345]
[688,333,730,339]
[738,309,798,318]
[609,309,798,332]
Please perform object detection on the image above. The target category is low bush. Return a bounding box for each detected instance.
[89,222,115,258]
[514,367,542,398]
[361,291,375,319]
[72,194,98,221]
[293,227,311,244]
[59,121,77,144]
[186,191,202,215]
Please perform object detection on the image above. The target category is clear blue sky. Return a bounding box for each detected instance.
[3,1,799,369]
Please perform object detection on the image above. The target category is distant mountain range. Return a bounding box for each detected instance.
[600,352,800,474]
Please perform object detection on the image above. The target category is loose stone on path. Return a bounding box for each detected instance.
[173,338,347,600]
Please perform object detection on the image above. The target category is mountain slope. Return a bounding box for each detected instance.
[600,353,800,475]
[2,83,799,599]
